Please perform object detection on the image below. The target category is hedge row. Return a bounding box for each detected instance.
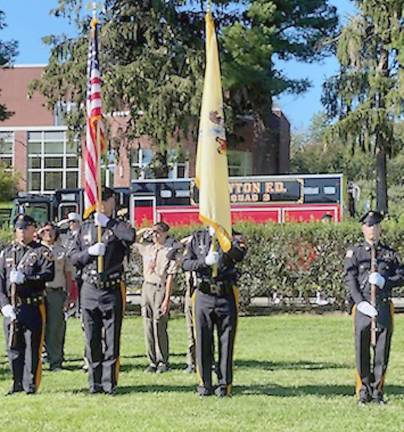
[1,221,403,310]
[124,221,404,309]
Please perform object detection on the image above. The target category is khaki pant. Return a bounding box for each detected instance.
[45,288,67,370]
[141,281,169,367]
[184,287,196,368]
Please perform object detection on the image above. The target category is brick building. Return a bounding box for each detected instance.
[0,65,290,193]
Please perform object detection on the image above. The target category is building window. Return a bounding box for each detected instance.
[228,150,253,177]
[53,101,78,126]
[0,131,14,171]
[27,130,80,193]
[168,149,189,179]
[131,147,154,179]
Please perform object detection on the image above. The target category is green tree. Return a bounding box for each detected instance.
[221,1,338,173]
[322,0,403,214]
[290,112,375,179]
[0,10,18,121]
[0,162,19,201]
[32,1,338,174]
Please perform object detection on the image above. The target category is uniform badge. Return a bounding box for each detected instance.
[346,250,353,258]
[43,249,54,261]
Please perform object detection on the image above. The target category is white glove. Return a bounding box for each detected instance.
[94,212,110,228]
[369,272,385,289]
[88,243,106,256]
[357,301,378,318]
[10,270,25,285]
[1,304,16,321]
[205,251,220,266]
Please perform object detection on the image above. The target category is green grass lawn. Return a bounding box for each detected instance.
[1,314,404,432]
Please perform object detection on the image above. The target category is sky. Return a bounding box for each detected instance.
[1,0,356,131]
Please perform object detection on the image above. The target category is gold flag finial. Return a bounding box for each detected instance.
[86,1,102,28]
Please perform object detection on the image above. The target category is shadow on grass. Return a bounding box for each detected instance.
[120,362,188,373]
[68,383,196,396]
[120,352,186,360]
[235,383,404,398]
[235,359,351,371]
[65,383,404,397]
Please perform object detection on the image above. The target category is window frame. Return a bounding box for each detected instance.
[0,131,15,172]
[27,130,80,194]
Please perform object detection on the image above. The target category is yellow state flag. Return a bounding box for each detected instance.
[195,10,232,252]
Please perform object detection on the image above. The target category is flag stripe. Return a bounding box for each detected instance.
[84,19,105,219]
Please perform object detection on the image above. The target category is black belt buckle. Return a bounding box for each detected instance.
[97,279,121,290]
[210,284,221,295]
[17,295,44,306]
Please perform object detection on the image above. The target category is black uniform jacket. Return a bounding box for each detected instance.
[0,241,55,308]
[182,230,247,283]
[69,217,135,309]
[344,241,404,326]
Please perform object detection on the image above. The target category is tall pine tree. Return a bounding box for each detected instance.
[322,0,402,213]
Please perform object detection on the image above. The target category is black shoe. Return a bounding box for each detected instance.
[5,383,23,396]
[49,366,63,372]
[89,385,103,395]
[357,395,371,406]
[197,385,213,397]
[144,365,157,373]
[156,364,169,374]
[373,396,387,405]
[184,365,196,374]
[104,388,117,396]
[215,386,232,398]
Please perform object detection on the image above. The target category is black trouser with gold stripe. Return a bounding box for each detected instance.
[354,302,393,400]
[3,303,46,393]
[82,285,125,394]
[193,287,238,394]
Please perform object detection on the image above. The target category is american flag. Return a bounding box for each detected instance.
[84,18,106,219]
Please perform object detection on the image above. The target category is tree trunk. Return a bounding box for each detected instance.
[375,145,388,214]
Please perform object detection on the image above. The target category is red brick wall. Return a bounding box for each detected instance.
[1,66,291,191]
[0,66,53,127]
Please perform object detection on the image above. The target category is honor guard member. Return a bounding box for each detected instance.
[134,223,179,374]
[69,187,135,394]
[345,211,404,405]
[0,214,54,395]
[182,228,247,397]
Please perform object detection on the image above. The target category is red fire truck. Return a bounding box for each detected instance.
[130,174,344,226]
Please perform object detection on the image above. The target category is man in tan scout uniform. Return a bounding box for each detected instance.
[134,222,178,373]
[39,222,72,371]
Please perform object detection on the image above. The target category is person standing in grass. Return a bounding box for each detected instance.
[0,214,54,395]
[39,222,72,371]
[182,228,247,397]
[69,187,135,395]
[134,222,179,374]
[345,211,404,405]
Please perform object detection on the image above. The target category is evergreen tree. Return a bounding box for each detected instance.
[322,0,402,214]
[0,10,18,121]
[32,1,338,174]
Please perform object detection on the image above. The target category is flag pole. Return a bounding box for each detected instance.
[92,2,103,274]
[96,122,103,273]
[211,232,218,278]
